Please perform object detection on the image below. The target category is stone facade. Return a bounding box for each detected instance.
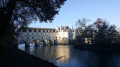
[17,26,76,45]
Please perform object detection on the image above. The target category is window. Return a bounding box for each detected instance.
[29,29,32,32]
[53,30,55,32]
[39,30,41,32]
[23,29,26,32]
[34,29,36,32]
[43,30,44,32]
[56,36,57,40]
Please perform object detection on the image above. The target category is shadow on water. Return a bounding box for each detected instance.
[87,51,120,67]
[18,44,120,67]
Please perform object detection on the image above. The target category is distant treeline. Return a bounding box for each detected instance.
[71,18,120,51]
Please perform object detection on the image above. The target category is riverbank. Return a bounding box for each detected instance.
[0,44,57,67]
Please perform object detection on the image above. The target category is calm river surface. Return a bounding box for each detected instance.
[18,44,120,67]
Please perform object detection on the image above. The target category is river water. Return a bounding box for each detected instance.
[18,44,120,67]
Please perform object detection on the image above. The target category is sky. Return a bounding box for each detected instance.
[29,0,120,29]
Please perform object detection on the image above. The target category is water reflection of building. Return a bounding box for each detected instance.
[23,45,70,63]
[17,26,76,45]
[55,45,70,63]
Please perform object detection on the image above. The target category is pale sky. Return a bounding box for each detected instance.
[29,0,120,28]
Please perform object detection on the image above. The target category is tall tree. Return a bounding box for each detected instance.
[82,24,96,45]
[75,18,91,44]
[94,18,118,45]
[0,0,66,46]
[75,18,118,45]
[75,18,90,35]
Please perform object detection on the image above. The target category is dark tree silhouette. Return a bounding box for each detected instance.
[94,19,118,45]
[0,0,66,46]
[75,18,118,45]
[74,18,120,51]
[82,24,96,45]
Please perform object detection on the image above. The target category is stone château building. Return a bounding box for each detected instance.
[17,26,76,45]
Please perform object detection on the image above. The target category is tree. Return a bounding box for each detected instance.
[75,18,91,44]
[82,24,96,45]
[94,18,118,45]
[0,0,66,46]
[75,18,91,35]
[75,18,118,45]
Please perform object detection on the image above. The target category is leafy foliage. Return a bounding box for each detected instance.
[94,19,118,44]
[75,18,118,45]
[0,0,66,45]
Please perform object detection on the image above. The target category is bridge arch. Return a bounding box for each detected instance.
[39,40,44,46]
[31,40,36,44]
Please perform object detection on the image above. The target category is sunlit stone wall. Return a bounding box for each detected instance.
[56,26,74,44]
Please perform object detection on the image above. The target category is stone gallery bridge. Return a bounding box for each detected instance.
[17,27,58,47]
